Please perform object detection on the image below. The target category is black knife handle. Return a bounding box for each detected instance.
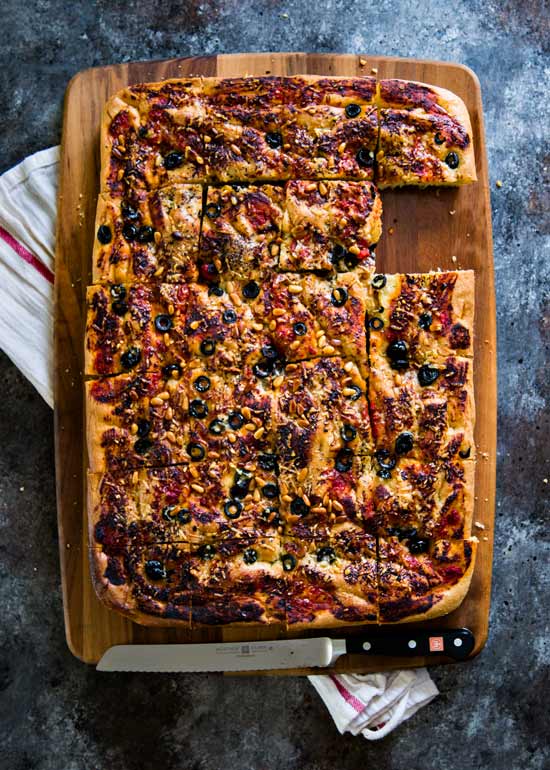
[346,628,475,661]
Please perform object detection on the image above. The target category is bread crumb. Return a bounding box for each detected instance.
[496,179,503,188]
[388,226,394,235]
[474,521,485,530]
[449,210,456,215]
[371,67,378,74]
[280,12,289,19]
[451,255,457,263]
[359,58,367,66]
[483,536,488,541]
[543,478,548,484]
[19,486,25,492]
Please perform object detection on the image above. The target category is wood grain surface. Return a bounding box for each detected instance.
[54,52,496,669]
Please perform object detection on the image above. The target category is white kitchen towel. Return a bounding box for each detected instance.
[0,146,439,739]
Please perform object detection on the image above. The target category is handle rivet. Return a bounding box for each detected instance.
[362,641,372,651]
[453,638,463,647]
[408,639,417,649]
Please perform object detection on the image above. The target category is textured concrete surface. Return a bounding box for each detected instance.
[0,1,549,769]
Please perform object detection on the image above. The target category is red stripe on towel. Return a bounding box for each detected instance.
[329,675,364,713]
[0,224,54,284]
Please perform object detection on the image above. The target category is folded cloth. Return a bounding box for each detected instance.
[0,147,439,739]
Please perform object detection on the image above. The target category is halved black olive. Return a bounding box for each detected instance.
[371,274,387,290]
[356,148,374,167]
[335,448,353,472]
[197,544,216,560]
[228,411,244,430]
[317,546,337,564]
[145,560,166,581]
[200,339,216,356]
[281,554,296,571]
[345,103,362,118]
[387,339,408,361]
[346,385,362,401]
[258,453,278,471]
[253,360,273,378]
[112,300,128,316]
[243,548,258,565]
[137,419,151,438]
[162,505,176,521]
[331,287,348,307]
[205,203,221,219]
[224,499,242,519]
[193,375,211,392]
[261,344,279,360]
[154,314,173,332]
[293,322,307,336]
[395,431,414,455]
[208,419,225,435]
[97,224,112,244]
[418,312,433,330]
[134,437,152,455]
[341,424,357,443]
[445,152,459,169]
[110,284,126,300]
[290,497,309,517]
[208,284,224,297]
[243,280,260,299]
[231,470,252,499]
[375,449,396,470]
[137,225,155,243]
[177,509,191,524]
[164,151,184,169]
[265,131,282,148]
[344,252,359,269]
[409,539,429,554]
[189,399,208,418]
[262,483,279,500]
[120,347,141,369]
[418,365,439,387]
[459,446,471,459]
[122,223,138,241]
[222,309,237,324]
[186,442,206,461]
[162,363,182,378]
[369,317,384,330]
[434,131,445,145]
[121,200,139,221]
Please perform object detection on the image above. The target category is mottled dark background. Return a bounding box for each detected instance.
[0,1,548,769]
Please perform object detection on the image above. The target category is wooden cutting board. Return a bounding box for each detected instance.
[55,52,496,670]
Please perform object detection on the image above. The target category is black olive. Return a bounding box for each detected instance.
[137,419,151,438]
[418,365,439,387]
[205,203,221,219]
[97,224,112,244]
[186,442,206,461]
[193,375,211,392]
[209,285,224,297]
[222,309,237,324]
[335,448,353,472]
[332,243,346,261]
[459,446,471,459]
[177,509,191,524]
[345,103,362,118]
[434,131,445,145]
[418,312,433,330]
[369,317,384,330]
[400,528,417,540]
[281,554,296,571]
[200,339,216,356]
[258,453,278,471]
[341,424,357,443]
[445,152,459,169]
[262,483,279,500]
[162,505,176,521]
[265,131,282,148]
[112,300,128,316]
[261,506,280,526]
[137,225,155,243]
[164,151,184,169]
[208,419,226,435]
[189,399,208,418]
[409,539,429,554]
[317,546,337,564]
[228,411,244,430]
[224,499,242,519]
[346,384,362,401]
[290,497,309,517]
[243,548,258,565]
[242,280,260,299]
[395,431,414,455]
[253,360,273,378]
[231,470,252,499]
[344,252,359,269]
[197,544,216,560]
[387,339,408,361]
[120,347,141,369]
[134,437,152,455]
[110,284,126,300]
[371,274,387,290]
[377,468,392,479]
[261,344,279,360]
[391,359,410,372]
[293,322,307,336]
[331,287,348,307]
[162,363,182,378]
[154,314,173,333]
[356,148,374,167]
[145,560,166,581]
[375,449,396,470]
[122,223,138,241]
[121,200,139,221]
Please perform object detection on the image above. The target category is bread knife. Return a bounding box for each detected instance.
[96,627,475,672]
